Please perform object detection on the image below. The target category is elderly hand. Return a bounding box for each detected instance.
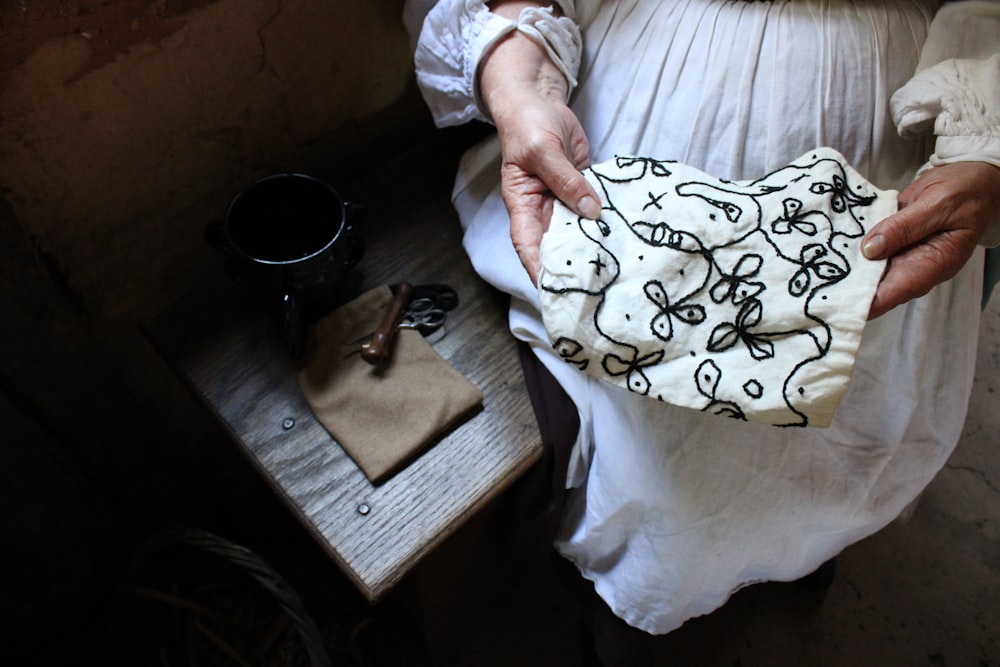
[479,4,601,284]
[862,161,1000,319]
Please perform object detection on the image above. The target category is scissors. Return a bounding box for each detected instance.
[358,282,457,366]
[397,296,447,335]
[408,283,459,311]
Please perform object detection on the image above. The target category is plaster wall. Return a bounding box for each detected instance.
[0,4,437,655]
[1,0,426,334]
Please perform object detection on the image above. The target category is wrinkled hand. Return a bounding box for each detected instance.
[495,97,600,283]
[862,161,1000,319]
[479,14,601,284]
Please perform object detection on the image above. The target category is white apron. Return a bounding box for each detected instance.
[415,0,987,633]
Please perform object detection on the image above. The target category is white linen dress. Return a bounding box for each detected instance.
[406,0,1000,634]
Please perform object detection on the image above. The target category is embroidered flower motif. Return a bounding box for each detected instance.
[709,253,766,305]
[603,348,665,396]
[810,174,875,214]
[771,198,826,236]
[644,280,706,342]
[706,298,775,360]
[788,243,848,297]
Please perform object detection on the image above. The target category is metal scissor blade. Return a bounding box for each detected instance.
[406,283,459,311]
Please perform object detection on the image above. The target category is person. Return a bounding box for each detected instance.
[405,0,1000,639]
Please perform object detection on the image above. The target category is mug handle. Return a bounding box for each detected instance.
[204,219,229,254]
[279,292,303,357]
[343,201,366,270]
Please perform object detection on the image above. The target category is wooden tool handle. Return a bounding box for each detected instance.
[361,282,413,366]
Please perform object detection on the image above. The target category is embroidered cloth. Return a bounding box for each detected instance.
[539,148,894,427]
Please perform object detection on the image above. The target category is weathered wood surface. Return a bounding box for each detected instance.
[143,142,542,601]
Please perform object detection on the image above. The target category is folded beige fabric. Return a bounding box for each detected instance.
[299,285,483,484]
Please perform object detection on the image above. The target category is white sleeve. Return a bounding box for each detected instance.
[407,0,582,127]
[889,1,1000,246]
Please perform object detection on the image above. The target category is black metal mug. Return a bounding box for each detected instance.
[207,173,364,355]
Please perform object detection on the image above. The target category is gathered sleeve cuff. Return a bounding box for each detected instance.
[412,0,581,127]
[890,1,1000,246]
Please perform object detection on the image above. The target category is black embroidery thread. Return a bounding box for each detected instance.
[539,150,887,427]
